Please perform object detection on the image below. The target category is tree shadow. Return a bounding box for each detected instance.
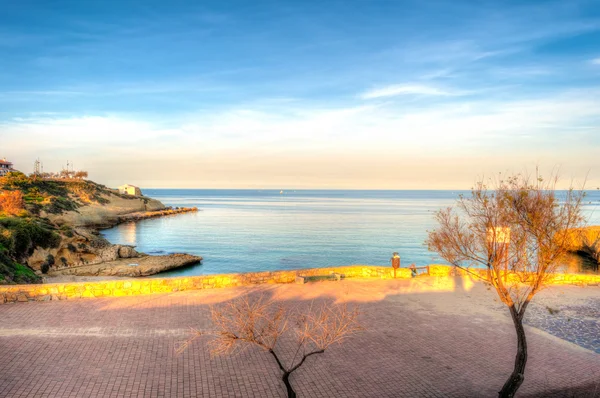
[1,278,598,398]
[521,380,600,398]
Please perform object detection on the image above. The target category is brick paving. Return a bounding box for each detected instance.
[0,279,598,398]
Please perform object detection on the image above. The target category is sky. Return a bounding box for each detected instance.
[1,0,600,189]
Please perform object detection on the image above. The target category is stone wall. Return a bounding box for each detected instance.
[1,264,598,304]
[0,265,408,303]
[428,265,600,286]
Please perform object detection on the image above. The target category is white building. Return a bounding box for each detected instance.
[118,184,142,196]
[0,158,14,177]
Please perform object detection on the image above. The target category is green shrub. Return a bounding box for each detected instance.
[0,172,32,190]
[46,196,79,214]
[13,263,37,280]
[0,217,60,260]
[41,254,54,274]
[0,250,40,284]
[60,225,74,238]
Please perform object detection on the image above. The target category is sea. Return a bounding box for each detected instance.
[100,189,600,277]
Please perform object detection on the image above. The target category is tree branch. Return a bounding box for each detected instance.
[288,349,325,375]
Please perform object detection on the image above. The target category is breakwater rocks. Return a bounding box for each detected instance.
[115,207,198,224]
[47,253,202,277]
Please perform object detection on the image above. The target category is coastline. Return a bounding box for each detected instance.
[3,179,598,285]
[25,188,203,281]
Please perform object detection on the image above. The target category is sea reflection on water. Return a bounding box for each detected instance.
[118,222,138,247]
[100,190,600,277]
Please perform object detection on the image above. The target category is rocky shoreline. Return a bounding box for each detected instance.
[47,253,202,278]
[26,192,202,280]
[113,206,198,225]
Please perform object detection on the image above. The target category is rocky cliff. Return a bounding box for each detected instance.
[47,193,165,228]
[0,172,200,283]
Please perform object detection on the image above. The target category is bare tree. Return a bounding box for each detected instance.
[59,169,71,179]
[177,294,362,398]
[74,171,89,179]
[426,172,585,398]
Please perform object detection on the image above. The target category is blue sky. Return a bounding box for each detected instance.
[1,0,600,188]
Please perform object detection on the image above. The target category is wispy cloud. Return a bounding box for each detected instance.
[360,84,452,100]
[4,86,600,188]
[6,88,599,154]
[591,58,600,65]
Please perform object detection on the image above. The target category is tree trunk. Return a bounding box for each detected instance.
[282,372,296,398]
[499,306,527,397]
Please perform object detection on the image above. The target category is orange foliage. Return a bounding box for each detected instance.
[0,190,25,215]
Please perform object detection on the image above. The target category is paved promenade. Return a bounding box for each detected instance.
[0,278,598,397]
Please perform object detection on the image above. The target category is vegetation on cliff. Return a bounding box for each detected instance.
[0,171,126,215]
[0,171,188,283]
[0,217,61,284]
[0,172,131,284]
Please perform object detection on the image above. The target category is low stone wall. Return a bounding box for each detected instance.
[428,265,600,286]
[1,265,598,304]
[0,265,408,304]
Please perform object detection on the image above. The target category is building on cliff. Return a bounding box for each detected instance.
[118,184,142,196]
[0,158,14,177]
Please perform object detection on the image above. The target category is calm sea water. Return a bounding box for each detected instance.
[101,190,600,277]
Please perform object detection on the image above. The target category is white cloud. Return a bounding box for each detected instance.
[591,58,600,65]
[3,88,600,188]
[6,90,599,156]
[1,116,175,148]
[360,84,451,99]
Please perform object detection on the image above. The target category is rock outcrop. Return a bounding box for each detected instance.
[0,174,202,283]
[47,253,202,277]
[24,194,202,278]
[116,207,198,223]
[26,228,137,271]
[46,193,166,228]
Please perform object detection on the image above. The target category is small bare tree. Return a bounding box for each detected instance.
[74,171,89,179]
[426,172,585,398]
[177,294,362,398]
